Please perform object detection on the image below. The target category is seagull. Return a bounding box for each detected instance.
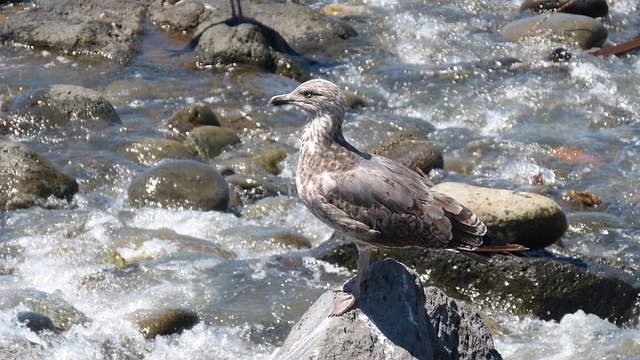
[269,79,526,316]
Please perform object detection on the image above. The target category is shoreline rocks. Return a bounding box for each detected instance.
[132,307,199,339]
[276,259,501,359]
[432,182,567,249]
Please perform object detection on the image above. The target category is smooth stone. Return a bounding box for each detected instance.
[184,125,241,160]
[312,236,639,325]
[0,140,78,210]
[275,259,501,360]
[127,160,229,211]
[250,146,288,175]
[133,307,199,339]
[432,182,567,249]
[5,84,121,134]
[369,133,444,176]
[163,103,220,141]
[0,0,144,63]
[520,0,609,18]
[17,311,56,333]
[113,138,197,165]
[212,107,263,132]
[0,288,90,331]
[501,13,607,49]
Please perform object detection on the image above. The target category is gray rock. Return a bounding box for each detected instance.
[520,0,608,18]
[6,85,121,134]
[212,107,262,132]
[312,237,639,325]
[113,138,197,165]
[275,259,501,360]
[127,159,229,211]
[432,182,567,249]
[501,13,607,49]
[17,311,56,333]
[369,133,444,176]
[132,307,199,339]
[148,0,207,32]
[162,103,220,141]
[0,140,78,210]
[184,125,241,160]
[0,0,145,63]
[0,288,90,331]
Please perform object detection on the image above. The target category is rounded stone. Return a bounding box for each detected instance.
[501,13,607,49]
[127,160,229,211]
[113,138,196,165]
[369,133,444,176]
[0,140,79,210]
[133,307,199,339]
[520,0,608,18]
[184,125,241,160]
[17,311,56,333]
[163,103,220,140]
[432,182,567,248]
[8,85,121,128]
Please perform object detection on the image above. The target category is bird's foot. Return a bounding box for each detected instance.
[330,290,356,317]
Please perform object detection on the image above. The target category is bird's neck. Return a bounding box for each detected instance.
[300,113,346,153]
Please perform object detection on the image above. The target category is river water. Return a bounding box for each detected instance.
[1,0,639,359]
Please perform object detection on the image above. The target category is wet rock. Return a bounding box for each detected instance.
[17,311,56,333]
[133,307,199,339]
[501,13,607,49]
[321,4,368,17]
[184,125,241,160]
[226,173,289,206]
[520,0,608,18]
[127,160,229,211]
[251,146,288,175]
[113,138,197,165]
[0,140,78,210]
[312,237,639,325]
[212,107,262,132]
[432,182,567,249]
[565,189,601,207]
[219,225,312,251]
[194,22,309,80]
[5,84,120,135]
[275,259,501,360]
[162,103,220,141]
[0,0,145,63]
[369,133,444,176]
[0,288,90,331]
[148,0,206,32]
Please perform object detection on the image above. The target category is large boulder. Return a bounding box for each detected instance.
[0,0,145,63]
[275,259,501,359]
[432,182,567,249]
[501,13,607,49]
[127,159,229,211]
[4,85,121,135]
[312,237,639,325]
[0,140,78,210]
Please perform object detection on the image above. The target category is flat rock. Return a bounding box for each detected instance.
[432,182,567,249]
[501,13,607,49]
[113,138,197,165]
[520,0,608,18]
[5,84,121,135]
[162,103,220,141]
[312,237,639,325]
[127,159,229,211]
[133,307,199,339]
[184,125,241,160]
[0,140,78,210]
[0,0,146,63]
[275,259,501,360]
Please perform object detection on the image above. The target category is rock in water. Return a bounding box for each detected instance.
[275,259,501,360]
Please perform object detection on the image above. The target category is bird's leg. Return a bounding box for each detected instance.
[330,244,372,316]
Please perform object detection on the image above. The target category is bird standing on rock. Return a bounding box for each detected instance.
[269,79,526,316]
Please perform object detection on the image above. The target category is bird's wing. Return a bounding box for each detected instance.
[321,155,484,248]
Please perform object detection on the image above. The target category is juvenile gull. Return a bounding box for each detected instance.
[269,79,526,316]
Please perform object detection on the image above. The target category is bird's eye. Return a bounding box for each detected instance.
[303,92,314,99]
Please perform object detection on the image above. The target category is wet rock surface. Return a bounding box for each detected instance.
[312,236,639,325]
[520,0,609,18]
[433,182,567,249]
[0,0,147,63]
[501,13,607,49]
[162,103,220,141]
[133,307,199,339]
[17,311,56,333]
[113,138,197,165]
[184,125,241,160]
[127,159,229,211]
[276,259,501,360]
[0,140,78,210]
[369,133,444,176]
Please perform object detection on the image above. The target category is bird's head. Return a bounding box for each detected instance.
[268,79,346,119]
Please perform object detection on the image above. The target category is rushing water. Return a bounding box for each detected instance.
[1,0,639,359]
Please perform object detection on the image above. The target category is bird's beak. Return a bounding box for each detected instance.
[268,94,293,106]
